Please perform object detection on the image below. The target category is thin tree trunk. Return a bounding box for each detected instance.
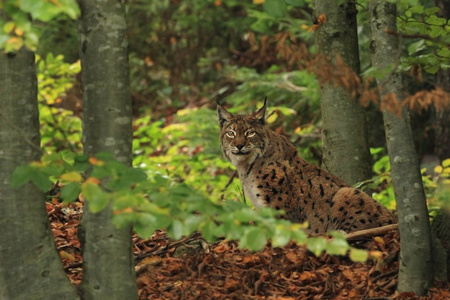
[313,0,372,185]
[369,1,432,295]
[0,48,78,300]
[77,1,137,299]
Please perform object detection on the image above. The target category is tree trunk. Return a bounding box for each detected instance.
[77,1,137,299]
[313,0,372,185]
[369,1,432,295]
[0,48,78,300]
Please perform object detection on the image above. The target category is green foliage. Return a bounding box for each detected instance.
[36,54,82,153]
[368,147,396,209]
[357,0,449,75]
[363,148,450,214]
[0,0,79,52]
[133,108,242,202]
[127,0,257,108]
[10,151,366,261]
[426,158,450,214]
[396,3,450,74]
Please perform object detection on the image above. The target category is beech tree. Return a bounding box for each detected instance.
[313,0,372,185]
[0,48,79,300]
[77,0,137,299]
[369,0,432,295]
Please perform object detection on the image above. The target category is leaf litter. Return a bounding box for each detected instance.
[48,198,450,299]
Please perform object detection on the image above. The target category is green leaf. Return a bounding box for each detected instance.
[200,220,218,242]
[170,219,184,240]
[112,212,135,229]
[291,228,308,244]
[283,0,304,7]
[240,228,267,251]
[263,0,286,18]
[134,213,157,238]
[184,215,203,234]
[19,0,43,15]
[59,0,81,19]
[325,237,349,256]
[430,26,445,38]
[82,182,110,213]
[10,165,34,187]
[349,248,369,262]
[442,159,450,168]
[124,168,147,183]
[60,182,80,202]
[271,226,291,247]
[233,208,259,222]
[407,39,425,55]
[408,5,423,14]
[307,237,327,256]
[30,171,53,191]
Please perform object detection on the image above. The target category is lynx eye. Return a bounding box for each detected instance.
[226,131,236,138]
[246,130,256,137]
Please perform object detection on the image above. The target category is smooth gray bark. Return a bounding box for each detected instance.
[0,48,78,300]
[313,0,372,185]
[77,1,137,299]
[369,1,432,295]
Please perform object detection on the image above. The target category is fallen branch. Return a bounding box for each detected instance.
[346,224,398,241]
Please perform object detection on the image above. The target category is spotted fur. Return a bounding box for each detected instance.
[217,99,396,233]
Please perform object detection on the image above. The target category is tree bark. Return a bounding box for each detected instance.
[0,48,78,300]
[77,1,137,299]
[369,1,432,295]
[313,0,372,185]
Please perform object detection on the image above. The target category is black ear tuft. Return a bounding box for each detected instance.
[254,97,268,125]
[217,103,232,128]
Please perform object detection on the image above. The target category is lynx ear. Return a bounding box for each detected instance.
[217,104,232,128]
[253,97,268,125]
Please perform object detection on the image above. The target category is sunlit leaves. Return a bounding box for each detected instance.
[20,0,80,22]
[60,171,83,182]
[1,0,79,52]
[37,54,82,153]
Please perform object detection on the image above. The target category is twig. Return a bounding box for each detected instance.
[346,224,398,241]
[223,170,237,191]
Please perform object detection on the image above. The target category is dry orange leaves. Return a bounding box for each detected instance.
[47,197,450,299]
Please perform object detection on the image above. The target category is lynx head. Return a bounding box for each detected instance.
[217,98,269,166]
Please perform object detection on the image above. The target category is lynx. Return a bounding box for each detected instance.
[217,98,396,234]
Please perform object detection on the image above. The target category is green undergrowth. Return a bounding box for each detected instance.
[11,151,368,261]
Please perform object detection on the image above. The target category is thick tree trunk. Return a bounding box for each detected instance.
[313,0,372,185]
[369,1,432,295]
[0,48,78,300]
[77,1,137,299]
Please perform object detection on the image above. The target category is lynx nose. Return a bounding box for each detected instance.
[236,144,245,151]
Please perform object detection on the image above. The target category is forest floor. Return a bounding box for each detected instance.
[48,198,450,300]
